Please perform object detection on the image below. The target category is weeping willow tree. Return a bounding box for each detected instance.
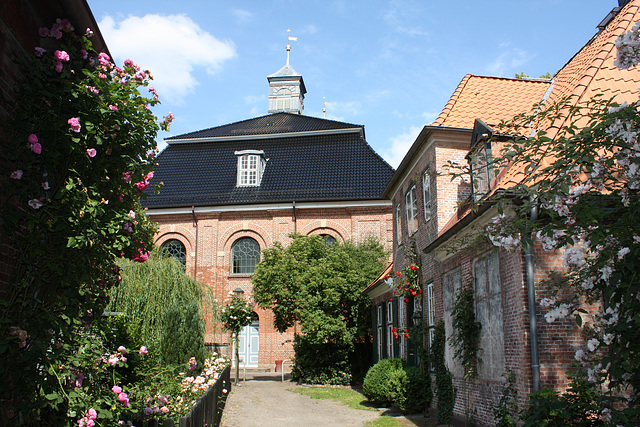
[106,249,218,364]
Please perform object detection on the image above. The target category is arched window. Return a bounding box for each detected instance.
[231,237,260,274]
[320,234,337,246]
[161,239,186,268]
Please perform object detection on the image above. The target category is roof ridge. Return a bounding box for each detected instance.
[432,74,472,126]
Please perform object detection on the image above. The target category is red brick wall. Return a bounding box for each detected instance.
[149,204,393,367]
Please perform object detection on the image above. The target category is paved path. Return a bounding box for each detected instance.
[220,371,437,427]
[220,372,379,427]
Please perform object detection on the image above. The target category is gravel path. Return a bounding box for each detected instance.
[220,372,380,427]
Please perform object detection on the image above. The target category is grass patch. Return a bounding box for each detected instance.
[363,416,402,426]
[289,386,378,411]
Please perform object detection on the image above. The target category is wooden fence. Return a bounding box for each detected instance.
[135,365,232,427]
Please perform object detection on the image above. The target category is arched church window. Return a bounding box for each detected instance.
[231,237,261,274]
[161,239,186,268]
[320,234,337,246]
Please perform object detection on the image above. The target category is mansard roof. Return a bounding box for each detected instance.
[145,113,393,209]
[165,113,361,141]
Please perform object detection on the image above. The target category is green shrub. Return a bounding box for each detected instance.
[291,336,352,385]
[160,301,207,365]
[363,358,406,406]
[397,366,431,413]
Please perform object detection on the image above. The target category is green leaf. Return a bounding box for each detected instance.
[45,392,59,400]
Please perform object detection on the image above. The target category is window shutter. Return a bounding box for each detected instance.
[393,298,400,358]
[371,304,378,362]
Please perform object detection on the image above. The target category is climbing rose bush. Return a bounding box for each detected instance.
[0,19,173,424]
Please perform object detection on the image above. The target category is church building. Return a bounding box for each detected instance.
[144,43,395,368]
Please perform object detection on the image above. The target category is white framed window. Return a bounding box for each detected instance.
[470,142,494,200]
[405,185,418,235]
[426,282,435,348]
[395,204,402,244]
[386,300,394,358]
[376,305,383,361]
[231,237,261,274]
[235,150,266,187]
[399,298,406,359]
[422,172,432,222]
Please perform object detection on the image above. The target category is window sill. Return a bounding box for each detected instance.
[229,273,253,278]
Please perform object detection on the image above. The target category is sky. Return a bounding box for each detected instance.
[87,0,621,168]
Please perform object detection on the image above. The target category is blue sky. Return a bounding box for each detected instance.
[87,0,619,167]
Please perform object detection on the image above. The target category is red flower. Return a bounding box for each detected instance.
[419,289,423,294]
[388,298,393,302]
[396,271,402,277]
[405,298,409,303]
[404,333,409,338]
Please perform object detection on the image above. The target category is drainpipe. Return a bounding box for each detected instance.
[524,202,540,392]
[292,201,297,233]
[192,206,198,279]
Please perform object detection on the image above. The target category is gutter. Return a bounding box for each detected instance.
[191,206,198,279]
[524,201,541,392]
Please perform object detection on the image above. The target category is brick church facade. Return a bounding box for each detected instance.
[145,46,395,368]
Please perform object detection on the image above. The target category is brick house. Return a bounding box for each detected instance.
[144,49,395,369]
[370,1,640,425]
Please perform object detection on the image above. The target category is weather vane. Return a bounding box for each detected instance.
[286,29,297,65]
[323,97,330,118]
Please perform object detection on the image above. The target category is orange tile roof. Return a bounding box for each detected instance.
[433,0,640,242]
[432,75,551,129]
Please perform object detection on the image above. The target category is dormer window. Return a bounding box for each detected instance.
[235,150,266,187]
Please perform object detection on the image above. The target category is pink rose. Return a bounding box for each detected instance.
[68,117,81,133]
[109,104,118,111]
[38,27,49,37]
[124,59,134,68]
[117,392,128,403]
[54,50,70,62]
[87,148,97,157]
[28,134,38,144]
[80,49,88,59]
[131,249,149,263]
[117,345,127,354]
[108,355,119,366]
[30,142,41,154]
[87,408,97,420]
[98,52,110,67]
[111,385,122,394]
[10,170,23,179]
[135,181,149,191]
[123,172,132,183]
[85,28,94,38]
[139,346,148,355]
[55,61,63,73]
[51,27,62,39]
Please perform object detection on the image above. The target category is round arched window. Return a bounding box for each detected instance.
[161,239,186,268]
[231,237,261,274]
[320,234,337,246]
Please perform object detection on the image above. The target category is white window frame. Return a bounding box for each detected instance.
[399,298,406,360]
[377,305,383,361]
[405,185,418,235]
[470,142,494,200]
[426,282,435,348]
[386,300,394,358]
[395,204,402,244]
[422,172,432,222]
[235,150,266,187]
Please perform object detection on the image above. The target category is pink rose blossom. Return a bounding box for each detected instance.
[117,345,127,354]
[128,210,136,219]
[139,346,148,355]
[124,59,134,68]
[34,47,46,57]
[108,355,119,366]
[10,170,23,179]
[80,49,88,59]
[87,148,97,157]
[135,181,150,191]
[109,104,118,111]
[28,134,38,144]
[51,27,62,39]
[55,61,63,73]
[85,28,94,37]
[54,50,70,62]
[98,52,110,67]
[28,199,43,209]
[123,172,132,183]
[38,27,49,37]
[98,72,107,80]
[68,117,81,133]
[118,392,128,403]
[30,142,41,154]
[111,385,122,394]
[131,249,150,263]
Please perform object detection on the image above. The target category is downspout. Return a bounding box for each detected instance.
[292,201,297,233]
[192,206,198,279]
[524,202,540,392]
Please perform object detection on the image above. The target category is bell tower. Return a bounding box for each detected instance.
[267,32,306,114]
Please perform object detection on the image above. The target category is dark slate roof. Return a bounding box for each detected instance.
[145,114,394,208]
[165,112,362,140]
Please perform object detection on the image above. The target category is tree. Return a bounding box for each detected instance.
[220,293,254,385]
[251,234,387,384]
[449,22,640,424]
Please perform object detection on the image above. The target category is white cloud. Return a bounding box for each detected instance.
[99,14,236,104]
[230,9,253,24]
[383,125,422,168]
[485,44,531,77]
[324,100,362,122]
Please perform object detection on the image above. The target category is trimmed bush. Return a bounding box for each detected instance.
[363,358,406,406]
[363,358,431,413]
